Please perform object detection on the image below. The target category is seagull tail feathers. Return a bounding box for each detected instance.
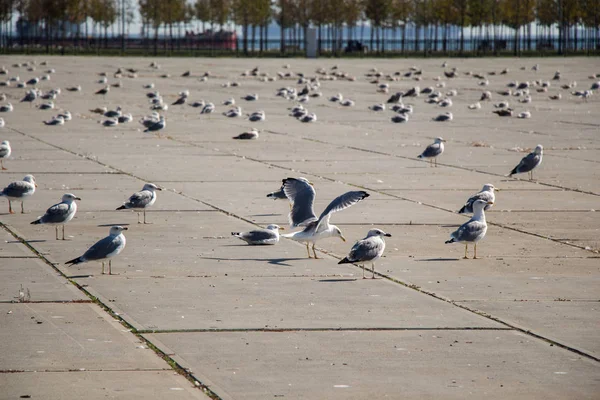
[457,206,467,214]
[445,238,456,244]
[231,232,241,237]
[417,154,424,159]
[65,256,84,265]
[116,205,127,210]
[30,218,43,225]
[338,257,352,265]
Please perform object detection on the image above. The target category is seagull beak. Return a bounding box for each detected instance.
[122,227,129,230]
[279,227,284,230]
[75,197,82,201]
[494,188,500,192]
[385,233,392,237]
[34,183,38,187]
[157,187,163,191]
[308,182,314,186]
[340,235,346,242]
[487,201,494,205]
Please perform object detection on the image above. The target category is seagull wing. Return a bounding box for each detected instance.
[315,191,369,232]
[282,178,317,228]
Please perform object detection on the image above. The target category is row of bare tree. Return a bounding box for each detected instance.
[0,0,598,54]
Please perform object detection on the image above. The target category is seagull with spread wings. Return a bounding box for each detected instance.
[280,177,369,259]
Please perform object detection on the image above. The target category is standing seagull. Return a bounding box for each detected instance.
[116,183,162,224]
[509,144,543,180]
[31,193,81,240]
[338,229,392,279]
[445,199,493,259]
[0,140,10,170]
[0,174,36,213]
[458,184,497,214]
[65,226,128,275]
[231,224,283,245]
[143,115,165,134]
[418,137,446,167]
[280,177,369,258]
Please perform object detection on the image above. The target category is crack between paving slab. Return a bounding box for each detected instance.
[0,368,171,374]
[0,221,222,400]
[7,127,600,368]
[137,327,514,334]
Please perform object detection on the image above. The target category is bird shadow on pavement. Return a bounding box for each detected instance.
[318,278,358,283]
[416,258,461,262]
[97,223,131,227]
[6,239,46,244]
[200,256,305,266]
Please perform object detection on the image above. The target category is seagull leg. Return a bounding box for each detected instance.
[8,200,13,214]
[55,226,59,240]
[143,209,152,224]
[435,157,438,167]
[473,243,478,259]
[108,260,112,275]
[312,243,319,259]
[21,201,25,214]
[463,244,469,259]
[137,212,141,224]
[101,262,105,274]
[306,243,312,258]
[1,159,6,170]
[371,263,376,279]
[362,264,366,279]
[62,225,66,240]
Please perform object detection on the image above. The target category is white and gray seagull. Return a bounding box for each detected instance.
[65,226,128,275]
[280,177,369,258]
[231,224,283,245]
[338,228,392,279]
[0,174,36,213]
[116,183,162,224]
[446,199,493,259]
[458,184,497,214]
[509,144,543,180]
[31,193,81,240]
[0,140,11,169]
[418,137,446,167]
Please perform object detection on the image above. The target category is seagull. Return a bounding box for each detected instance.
[386,92,403,103]
[458,184,497,214]
[432,112,453,122]
[139,112,160,128]
[391,113,409,123]
[102,118,118,127]
[95,86,109,96]
[104,106,122,118]
[242,93,258,101]
[190,100,206,108]
[201,102,215,114]
[446,199,492,259]
[493,108,513,117]
[38,101,54,110]
[468,102,481,110]
[143,116,165,133]
[404,86,420,97]
[0,103,13,112]
[231,224,283,245]
[0,140,10,169]
[233,128,259,140]
[66,85,82,92]
[90,106,107,114]
[118,113,133,123]
[480,91,492,101]
[438,98,452,107]
[517,111,532,119]
[224,106,243,118]
[116,183,162,224]
[369,103,385,111]
[418,137,445,166]
[549,93,561,100]
[223,97,235,106]
[299,112,317,123]
[172,95,187,105]
[340,99,355,107]
[20,89,37,105]
[248,110,265,122]
[57,110,72,121]
[338,229,392,279]
[65,226,128,275]
[44,115,65,125]
[31,193,81,240]
[280,177,369,258]
[0,174,36,213]
[329,93,343,102]
[509,144,543,180]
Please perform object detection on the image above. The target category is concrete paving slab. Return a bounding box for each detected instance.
[0,371,207,400]
[0,229,35,257]
[78,275,502,331]
[0,303,169,371]
[458,300,600,358]
[147,330,600,400]
[0,258,86,302]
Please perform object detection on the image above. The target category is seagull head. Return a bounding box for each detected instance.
[482,184,498,192]
[62,193,81,202]
[367,229,392,238]
[473,199,493,211]
[266,224,284,231]
[332,226,346,242]
[143,183,162,192]
[1,140,9,146]
[109,226,128,236]
[23,175,36,187]
[434,137,446,144]
[534,145,543,154]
